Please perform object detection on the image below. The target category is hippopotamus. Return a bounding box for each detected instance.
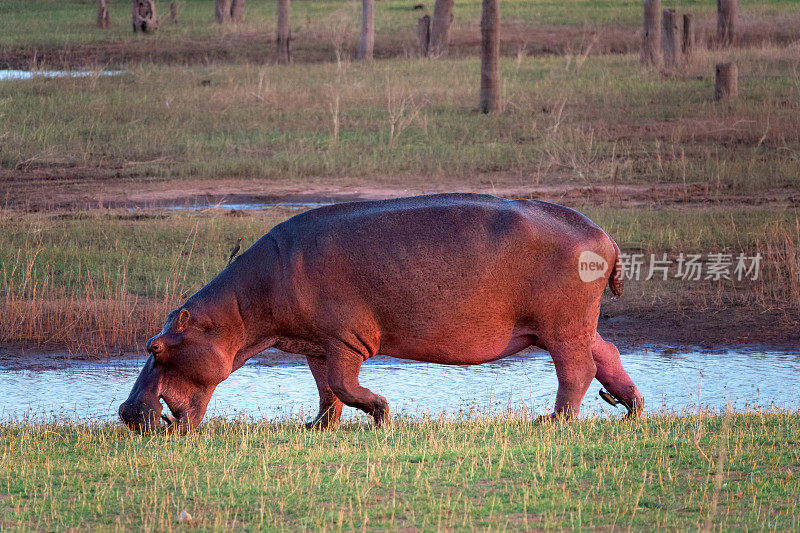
[119,193,643,433]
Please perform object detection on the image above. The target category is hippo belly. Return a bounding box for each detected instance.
[378,324,540,365]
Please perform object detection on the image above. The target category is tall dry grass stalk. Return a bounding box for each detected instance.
[0,226,200,356]
[759,217,800,309]
[385,78,425,148]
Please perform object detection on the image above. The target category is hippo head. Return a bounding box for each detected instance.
[119,304,240,434]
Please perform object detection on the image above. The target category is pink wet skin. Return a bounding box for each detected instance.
[118,193,644,433]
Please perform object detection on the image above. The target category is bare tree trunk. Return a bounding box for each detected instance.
[714,62,738,100]
[429,0,454,57]
[682,13,694,63]
[132,0,159,33]
[170,1,179,24]
[276,0,292,64]
[641,0,661,66]
[357,0,374,60]
[417,15,431,58]
[230,0,245,23]
[97,0,110,28]
[215,0,231,24]
[479,0,500,114]
[717,0,737,47]
[661,9,679,69]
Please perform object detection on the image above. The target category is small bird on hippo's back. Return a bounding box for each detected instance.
[227,237,244,265]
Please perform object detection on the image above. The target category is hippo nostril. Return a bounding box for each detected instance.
[146,338,163,356]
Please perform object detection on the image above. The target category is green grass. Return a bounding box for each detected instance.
[1,411,799,530]
[2,47,799,192]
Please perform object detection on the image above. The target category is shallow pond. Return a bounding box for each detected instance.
[161,201,333,211]
[0,69,125,81]
[2,346,798,423]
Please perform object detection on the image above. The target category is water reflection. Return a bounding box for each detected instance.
[1,347,798,423]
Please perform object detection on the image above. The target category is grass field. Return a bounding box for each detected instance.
[2,47,799,193]
[1,410,798,530]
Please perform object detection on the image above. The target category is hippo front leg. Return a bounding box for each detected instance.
[305,355,343,429]
[325,344,389,427]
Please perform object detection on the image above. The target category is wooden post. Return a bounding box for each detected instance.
[170,1,180,24]
[276,0,292,64]
[97,0,110,28]
[714,62,738,100]
[661,9,679,69]
[417,15,431,58]
[479,0,500,114]
[682,13,694,62]
[132,0,159,33]
[230,0,245,23]
[641,0,662,66]
[215,0,231,24]
[717,0,737,47]
[357,0,374,60]
[429,0,454,57]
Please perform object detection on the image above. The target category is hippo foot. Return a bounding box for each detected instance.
[304,415,340,431]
[534,412,572,424]
[534,414,555,424]
[623,397,644,419]
[372,408,390,428]
[304,420,337,431]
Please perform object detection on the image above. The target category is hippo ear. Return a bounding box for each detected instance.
[177,309,190,329]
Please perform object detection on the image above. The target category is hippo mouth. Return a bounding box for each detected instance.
[159,395,188,432]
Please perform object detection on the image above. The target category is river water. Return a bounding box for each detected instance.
[1,346,798,423]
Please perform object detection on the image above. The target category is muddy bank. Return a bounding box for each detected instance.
[1,304,797,370]
[3,169,799,213]
[598,306,800,350]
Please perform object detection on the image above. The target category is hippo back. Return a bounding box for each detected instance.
[262,193,613,363]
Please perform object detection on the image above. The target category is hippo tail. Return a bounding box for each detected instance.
[607,235,624,297]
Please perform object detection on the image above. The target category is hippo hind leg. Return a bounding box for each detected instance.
[545,337,596,420]
[325,344,389,427]
[592,333,644,418]
[305,356,344,429]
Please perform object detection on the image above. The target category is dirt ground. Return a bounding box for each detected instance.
[3,168,799,212]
